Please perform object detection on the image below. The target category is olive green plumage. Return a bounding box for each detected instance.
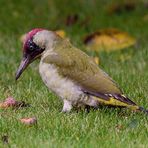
[42,38,145,111]
[43,38,122,95]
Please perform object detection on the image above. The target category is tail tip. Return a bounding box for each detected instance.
[138,107,148,115]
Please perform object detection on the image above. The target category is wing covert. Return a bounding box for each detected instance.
[43,39,122,94]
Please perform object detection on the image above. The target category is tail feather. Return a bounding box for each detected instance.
[83,89,148,115]
[138,107,148,115]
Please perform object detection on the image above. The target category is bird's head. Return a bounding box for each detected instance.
[16,28,57,80]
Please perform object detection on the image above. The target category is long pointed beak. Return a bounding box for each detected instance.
[15,55,31,80]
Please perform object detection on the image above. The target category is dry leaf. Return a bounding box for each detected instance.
[55,30,66,38]
[20,33,27,43]
[0,97,30,109]
[84,28,136,52]
[0,97,16,108]
[20,117,37,125]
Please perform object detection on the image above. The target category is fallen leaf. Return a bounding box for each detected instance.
[84,28,136,52]
[20,117,37,125]
[20,33,27,43]
[55,30,66,38]
[0,97,30,109]
[0,97,16,108]
[91,57,99,65]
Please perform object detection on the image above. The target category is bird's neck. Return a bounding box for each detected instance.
[41,35,62,61]
[45,32,58,49]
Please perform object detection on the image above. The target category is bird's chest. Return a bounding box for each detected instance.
[39,61,82,101]
[39,62,63,91]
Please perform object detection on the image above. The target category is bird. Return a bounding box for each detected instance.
[16,28,147,114]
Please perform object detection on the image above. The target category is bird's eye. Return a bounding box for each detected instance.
[28,39,35,51]
[30,45,34,50]
[26,38,42,53]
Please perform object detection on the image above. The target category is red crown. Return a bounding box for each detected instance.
[23,28,44,51]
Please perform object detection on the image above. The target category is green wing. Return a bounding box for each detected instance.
[43,39,122,95]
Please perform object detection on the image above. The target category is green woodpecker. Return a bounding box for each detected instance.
[16,28,147,113]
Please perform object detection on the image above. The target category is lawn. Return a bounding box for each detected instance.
[0,0,148,147]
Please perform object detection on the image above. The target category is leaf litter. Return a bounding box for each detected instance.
[0,96,30,109]
[84,28,136,52]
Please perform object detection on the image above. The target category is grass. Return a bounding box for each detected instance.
[0,0,148,147]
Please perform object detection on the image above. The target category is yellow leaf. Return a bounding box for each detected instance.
[55,30,66,38]
[90,56,100,65]
[20,33,27,43]
[84,28,136,52]
[93,57,99,65]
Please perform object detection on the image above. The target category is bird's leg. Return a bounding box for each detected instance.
[62,99,72,113]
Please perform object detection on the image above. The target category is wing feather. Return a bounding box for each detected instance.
[43,39,122,94]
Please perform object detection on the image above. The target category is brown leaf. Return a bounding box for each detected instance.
[0,97,30,109]
[20,117,37,125]
[84,28,136,52]
[0,97,16,108]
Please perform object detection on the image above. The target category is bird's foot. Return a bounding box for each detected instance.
[62,100,72,113]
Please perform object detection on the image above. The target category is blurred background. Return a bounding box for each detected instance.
[0,0,147,40]
[0,0,148,147]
